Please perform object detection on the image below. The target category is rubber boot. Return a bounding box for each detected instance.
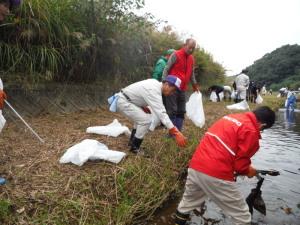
[175,117,184,131]
[174,210,189,225]
[130,136,143,154]
[128,129,137,146]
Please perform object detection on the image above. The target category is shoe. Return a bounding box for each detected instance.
[174,210,189,225]
[130,137,143,154]
[128,129,137,146]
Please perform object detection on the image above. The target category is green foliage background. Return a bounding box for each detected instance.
[0,0,225,88]
[246,44,300,91]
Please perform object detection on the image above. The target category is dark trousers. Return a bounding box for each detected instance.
[165,90,186,119]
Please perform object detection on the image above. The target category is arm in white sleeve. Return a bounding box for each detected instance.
[144,89,174,129]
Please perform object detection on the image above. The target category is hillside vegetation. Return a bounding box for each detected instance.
[246,44,300,90]
[0,0,225,89]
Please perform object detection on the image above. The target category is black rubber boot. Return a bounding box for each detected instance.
[128,129,137,146]
[174,210,189,225]
[130,137,143,154]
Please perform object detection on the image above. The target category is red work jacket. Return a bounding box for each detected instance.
[189,112,261,181]
[169,48,194,91]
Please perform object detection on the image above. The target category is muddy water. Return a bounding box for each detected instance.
[148,110,300,225]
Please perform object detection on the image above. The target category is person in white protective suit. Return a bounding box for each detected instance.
[115,75,187,154]
[235,69,250,102]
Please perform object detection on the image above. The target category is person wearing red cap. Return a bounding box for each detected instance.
[162,38,200,132]
[174,106,275,225]
[108,76,187,154]
[0,0,21,21]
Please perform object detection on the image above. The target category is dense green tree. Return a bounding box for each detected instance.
[246,44,300,90]
[0,0,225,88]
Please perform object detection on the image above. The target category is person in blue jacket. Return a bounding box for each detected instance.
[286,92,297,110]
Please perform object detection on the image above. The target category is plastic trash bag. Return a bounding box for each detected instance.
[86,119,130,137]
[219,92,224,101]
[226,100,250,110]
[210,91,218,102]
[0,110,6,132]
[59,139,126,166]
[186,92,205,128]
[149,107,160,131]
[231,91,237,100]
[107,93,120,112]
[255,94,263,104]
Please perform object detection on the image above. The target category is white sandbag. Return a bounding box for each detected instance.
[226,100,250,110]
[186,92,205,128]
[210,91,218,102]
[219,92,224,101]
[0,110,6,132]
[86,119,130,137]
[149,107,160,131]
[59,139,126,166]
[231,91,237,99]
[224,86,231,92]
[255,94,263,104]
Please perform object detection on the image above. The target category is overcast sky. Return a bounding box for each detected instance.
[139,0,300,76]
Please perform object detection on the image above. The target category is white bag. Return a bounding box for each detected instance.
[186,92,205,128]
[255,94,263,104]
[0,110,6,132]
[59,139,126,166]
[149,107,160,131]
[219,92,224,101]
[209,91,218,102]
[277,93,281,98]
[231,91,237,99]
[86,119,130,137]
[226,100,250,110]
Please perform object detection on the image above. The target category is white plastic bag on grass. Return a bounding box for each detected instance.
[186,92,205,128]
[226,100,250,110]
[86,119,130,137]
[209,91,218,102]
[59,139,126,166]
[255,94,263,104]
[0,110,6,132]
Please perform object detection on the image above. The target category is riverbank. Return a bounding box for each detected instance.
[0,95,284,224]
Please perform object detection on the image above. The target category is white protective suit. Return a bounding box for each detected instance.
[116,79,174,139]
[235,73,249,100]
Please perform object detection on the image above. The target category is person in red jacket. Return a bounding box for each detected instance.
[174,106,275,225]
[162,38,200,131]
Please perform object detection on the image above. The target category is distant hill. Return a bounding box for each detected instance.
[246,44,300,91]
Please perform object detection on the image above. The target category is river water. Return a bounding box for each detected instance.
[149,109,300,225]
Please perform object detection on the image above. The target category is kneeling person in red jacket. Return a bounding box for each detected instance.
[174,106,275,225]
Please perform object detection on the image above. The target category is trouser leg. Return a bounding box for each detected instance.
[176,91,186,130]
[189,169,251,225]
[117,97,152,139]
[165,91,178,120]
